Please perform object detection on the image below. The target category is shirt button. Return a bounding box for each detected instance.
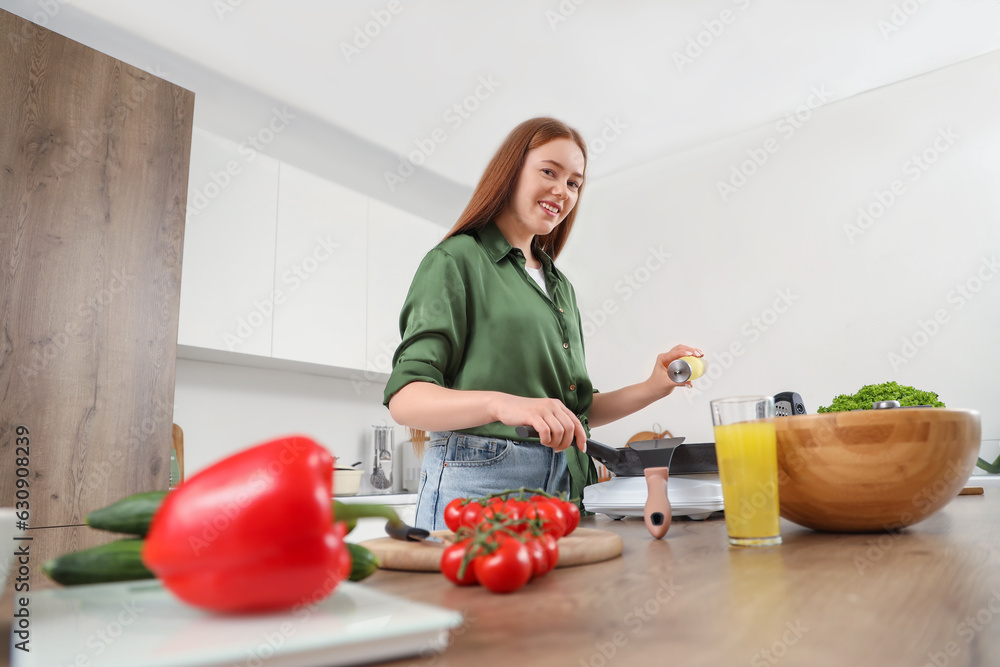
[558,308,564,313]
[569,384,576,391]
[563,342,569,349]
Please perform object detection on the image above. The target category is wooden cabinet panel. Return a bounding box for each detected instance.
[0,11,193,569]
[177,128,279,356]
[366,199,444,374]
[272,163,367,369]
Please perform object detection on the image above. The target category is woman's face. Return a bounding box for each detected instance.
[505,137,586,238]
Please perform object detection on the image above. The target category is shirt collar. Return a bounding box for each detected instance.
[475,220,515,264]
[475,221,559,277]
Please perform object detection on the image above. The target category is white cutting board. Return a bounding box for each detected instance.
[14,580,463,667]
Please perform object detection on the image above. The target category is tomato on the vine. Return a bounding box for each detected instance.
[459,501,484,528]
[561,500,581,536]
[440,540,478,586]
[443,498,466,533]
[524,539,549,580]
[480,498,520,526]
[538,533,560,571]
[529,496,567,539]
[438,489,576,593]
[475,536,532,594]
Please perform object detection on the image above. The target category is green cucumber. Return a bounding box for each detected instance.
[346,543,380,581]
[86,490,169,537]
[42,538,155,586]
[85,493,401,541]
[43,538,380,586]
[85,494,393,539]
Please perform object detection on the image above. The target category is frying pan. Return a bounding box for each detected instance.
[515,426,718,540]
[513,426,718,476]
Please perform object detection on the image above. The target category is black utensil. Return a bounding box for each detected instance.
[513,426,700,476]
[385,521,445,545]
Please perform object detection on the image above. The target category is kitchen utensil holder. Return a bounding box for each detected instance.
[369,425,394,494]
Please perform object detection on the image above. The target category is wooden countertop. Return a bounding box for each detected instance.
[4,491,997,666]
[366,490,1000,667]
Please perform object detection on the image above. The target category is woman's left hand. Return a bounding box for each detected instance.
[588,344,705,428]
[647,345,703,395]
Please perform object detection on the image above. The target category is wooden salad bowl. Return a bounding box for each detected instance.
[774,408,981,532]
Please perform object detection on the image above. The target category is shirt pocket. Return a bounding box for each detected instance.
[446,435,511,467]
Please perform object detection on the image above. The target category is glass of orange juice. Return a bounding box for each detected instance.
[711,396,781,547]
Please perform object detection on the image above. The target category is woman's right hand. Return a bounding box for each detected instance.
[492,395,586,452]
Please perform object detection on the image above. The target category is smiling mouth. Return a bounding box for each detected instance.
[539,201,561,216]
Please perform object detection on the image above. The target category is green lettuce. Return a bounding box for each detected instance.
[817,381,945,413]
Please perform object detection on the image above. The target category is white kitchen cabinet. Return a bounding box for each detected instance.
[178,128,279,357]
[366,199,445,374]
[272,163,368,369]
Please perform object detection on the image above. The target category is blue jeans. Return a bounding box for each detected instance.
[414,431,570,531]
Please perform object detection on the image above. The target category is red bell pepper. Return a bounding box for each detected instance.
[142,435,351,613]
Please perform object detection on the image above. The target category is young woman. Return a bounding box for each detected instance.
[384,117,701,530]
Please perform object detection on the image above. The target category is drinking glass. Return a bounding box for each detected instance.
[711,396,781,547]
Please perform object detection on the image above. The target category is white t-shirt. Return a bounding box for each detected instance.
[525,264,550,299]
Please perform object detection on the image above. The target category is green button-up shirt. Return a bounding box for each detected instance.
[383,221,598,501]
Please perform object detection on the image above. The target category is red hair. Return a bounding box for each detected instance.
[444,118,587,259]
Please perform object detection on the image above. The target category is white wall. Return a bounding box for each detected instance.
[562,51,1000,452]
[174,51,999,476]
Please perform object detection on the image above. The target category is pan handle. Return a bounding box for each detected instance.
[643,466,672,539]
[514,425,626,468]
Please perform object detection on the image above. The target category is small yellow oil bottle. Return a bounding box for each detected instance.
[667,356,707,383]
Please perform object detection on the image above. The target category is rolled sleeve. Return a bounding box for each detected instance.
[383,248,468,406]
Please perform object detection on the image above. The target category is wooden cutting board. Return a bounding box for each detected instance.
[359,527,623,572]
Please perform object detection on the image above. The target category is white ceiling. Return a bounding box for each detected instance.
[5,0,1000,190]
